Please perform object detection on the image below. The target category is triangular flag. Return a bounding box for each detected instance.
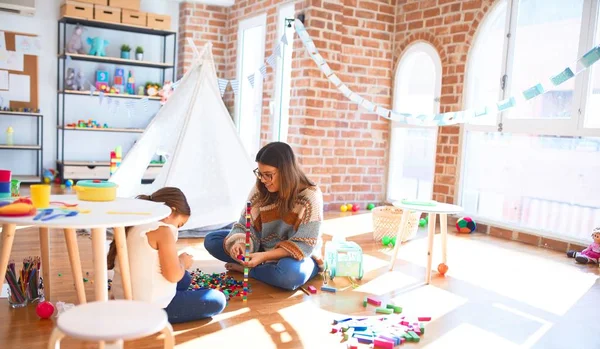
[274,43,282,58]
[89,85,96,95]
[248,73,255,88]
[98,92,104,105]
[230,80,239,96]
[141,97,149,112]
[259,65,267,77]
[281,33,288,46]
[107,97,112,105]
[266,54,277,68]
[217,78,229,97]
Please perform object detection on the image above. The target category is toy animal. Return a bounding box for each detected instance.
[159,81,173,105]
[65,68,77,90]
[567,227,600,264]
[67,24,86,54]
[75,71,86,91]
[86,37,109,57]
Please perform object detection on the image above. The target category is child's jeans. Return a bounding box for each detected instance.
[164,271,226,324]
[203,229,320,291]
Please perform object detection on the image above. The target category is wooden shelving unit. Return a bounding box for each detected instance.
[0,111,43,182]
[0,111,43,117]
[56,16,176,182]
[0,144,42,150]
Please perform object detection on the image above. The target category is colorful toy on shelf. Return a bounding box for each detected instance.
[109,146,122,176]
[456,217,476,233]
[113,68,125,93]
[95,70,109,91]
[86,37,109,57]
[6,126,13,145]
[324,238,364,280]
[43,169,59,184]
[126,71,135,95]
[567,227,600,264]
[65,68,77,90]
[145,82,160,97]
[67,24,85,54]
[159,81,173,105]
[67,119,109,129]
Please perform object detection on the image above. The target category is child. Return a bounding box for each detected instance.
[567,227,600,264]
[107,187,226,324]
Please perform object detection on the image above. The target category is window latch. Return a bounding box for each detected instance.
[501,74,508,90]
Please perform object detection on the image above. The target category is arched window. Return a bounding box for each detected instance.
[387,42,442,202]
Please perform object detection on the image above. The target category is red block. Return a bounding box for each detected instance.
[373,338,394,349]
[418,317,432,321]
[307,286,317,294]
[367,297,381,306]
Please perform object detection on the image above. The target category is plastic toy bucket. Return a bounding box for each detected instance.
[74,180,117,202]
[0,169,11,182]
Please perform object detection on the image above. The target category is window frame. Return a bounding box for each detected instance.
[386,41,442,202]
[272,3,295,142]
[463,0,600,137]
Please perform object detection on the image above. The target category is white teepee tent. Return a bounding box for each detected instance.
[109,43,255,230]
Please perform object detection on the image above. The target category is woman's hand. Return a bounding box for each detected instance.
[245,252,268,267]
[230,243,245,261]
[178,252,193,269]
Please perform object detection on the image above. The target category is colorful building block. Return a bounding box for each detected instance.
[321,285,337,293]
[355,335,373,344]
[373,338,394,349]
[417,316,431,321]
[375,308,393,314]
[333,317,352,325]
[366,297,381,306]
[363,297,368,307]
[386,304,403,313]
[307,285,317,294]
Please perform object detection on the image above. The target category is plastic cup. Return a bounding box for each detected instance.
[11,179,21,197]
[30,184,50,208]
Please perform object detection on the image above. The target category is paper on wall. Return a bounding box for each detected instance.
[15,35,42,56]
[0,70,8,90]
[0,51,24,71]
[8,74,30,102]
[0,32,5,51]
[0,91,9,107]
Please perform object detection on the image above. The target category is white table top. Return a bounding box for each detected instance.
[0,195,171,229]
[393,200,464,214]
[57,300,169,341]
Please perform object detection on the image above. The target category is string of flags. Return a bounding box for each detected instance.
[292,18,600,127]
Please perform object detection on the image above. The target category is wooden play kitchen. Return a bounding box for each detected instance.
[60,0,172,30]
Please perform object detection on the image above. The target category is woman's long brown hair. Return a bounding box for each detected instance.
[106,187,191,270]
[254,142,315,218]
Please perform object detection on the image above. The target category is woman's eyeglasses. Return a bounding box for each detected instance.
[253,168,276,181]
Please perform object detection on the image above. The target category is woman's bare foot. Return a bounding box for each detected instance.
[225,262,244,273]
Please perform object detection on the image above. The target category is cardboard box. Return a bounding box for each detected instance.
[122,9,146,27]
[108,0,140,11]
[147,13,171,30]
[94,4,121,23]
[60,1,94,20]
[76,0,107,5]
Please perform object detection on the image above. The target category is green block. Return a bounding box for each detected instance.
[375,307,393,314]
[363,298,368,307]
[408,331,420,342]
[420,323,425,334]
[385,304,402,313]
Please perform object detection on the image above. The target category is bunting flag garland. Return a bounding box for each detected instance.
[292,18,600,127]
[259,65,268,78]
[266,54,277,68]
[274,43,282,58]
[218,78,229,96]
[230,79,240,96]
[281,33,288,46]
[98,91,104,105]
[141,97,149,112]
[248,73,255,88]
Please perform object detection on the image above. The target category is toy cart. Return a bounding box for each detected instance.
[324,240,364,280]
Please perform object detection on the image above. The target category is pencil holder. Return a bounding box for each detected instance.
[8,289,27,308]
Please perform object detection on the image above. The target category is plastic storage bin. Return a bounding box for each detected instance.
[324,239,364,280]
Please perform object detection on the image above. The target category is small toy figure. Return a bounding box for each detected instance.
[86,37,109,56]
[75,71,86,91]
[65,68,77,90]
[567,227,600,264]
[95,70,109,91]
[43,169,58,184]
[67,24,86,54]
[159,81,173,105]
[126,71,135,95]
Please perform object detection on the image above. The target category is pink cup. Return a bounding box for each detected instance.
[0,169,11,182]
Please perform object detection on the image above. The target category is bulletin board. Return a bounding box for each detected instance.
[0,30,39,110]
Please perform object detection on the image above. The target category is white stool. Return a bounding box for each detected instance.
[48,300,174,349]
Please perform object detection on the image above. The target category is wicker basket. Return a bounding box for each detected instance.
[372,206,421,242]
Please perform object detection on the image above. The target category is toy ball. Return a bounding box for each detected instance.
[456,217,476,233]
[381,236,397,247]
[36,301,55,319]
[352,204,359,212]
[437,263,448,276]
[419,218,427,227]
[65,179,74,187]
[346,203,353,211]
[340,204,348,212]
[366,203,375,210]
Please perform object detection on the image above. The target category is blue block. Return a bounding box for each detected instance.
[496,97,515,111]
[522,83,544,100]
[352,330,373,337]
[348,325,368,331]
[333,317,352,325]
[355,335,373,344]
[551,68,574,86]
[321,285,337,293]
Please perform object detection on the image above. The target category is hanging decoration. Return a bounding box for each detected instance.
[218,78,229,96]
[292,18,600,126]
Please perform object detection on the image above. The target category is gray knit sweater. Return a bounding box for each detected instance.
[223,185,324,270]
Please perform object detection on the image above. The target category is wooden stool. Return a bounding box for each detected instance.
[48,300,174,349]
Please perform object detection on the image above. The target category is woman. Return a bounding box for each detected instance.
[204,142,323,291]
[108,187,226,324]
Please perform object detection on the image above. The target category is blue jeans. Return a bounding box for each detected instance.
[204,229,319,291]
[164,271,226,324]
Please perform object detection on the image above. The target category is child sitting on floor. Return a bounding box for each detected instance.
[107,187,226,323]
[567,227,600,264]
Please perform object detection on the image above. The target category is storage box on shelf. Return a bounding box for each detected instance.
[77,0,108,5]
[147,13,171,30]
[60,1,94,20]
[109,0,140,11]
[59,161,161,182]
[94,4,121,23]
[122,9,146,26]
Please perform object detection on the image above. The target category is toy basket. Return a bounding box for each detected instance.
[372,206,421,242]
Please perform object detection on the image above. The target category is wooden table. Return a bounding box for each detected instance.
[0,195,171,303]
[389,201,463,284]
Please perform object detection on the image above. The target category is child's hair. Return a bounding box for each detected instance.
[106,187,191,270]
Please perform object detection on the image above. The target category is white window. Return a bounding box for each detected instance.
[461,0,600,243]
[272,3,294,142]
[235,14,267,159]
[387,42,441,202]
